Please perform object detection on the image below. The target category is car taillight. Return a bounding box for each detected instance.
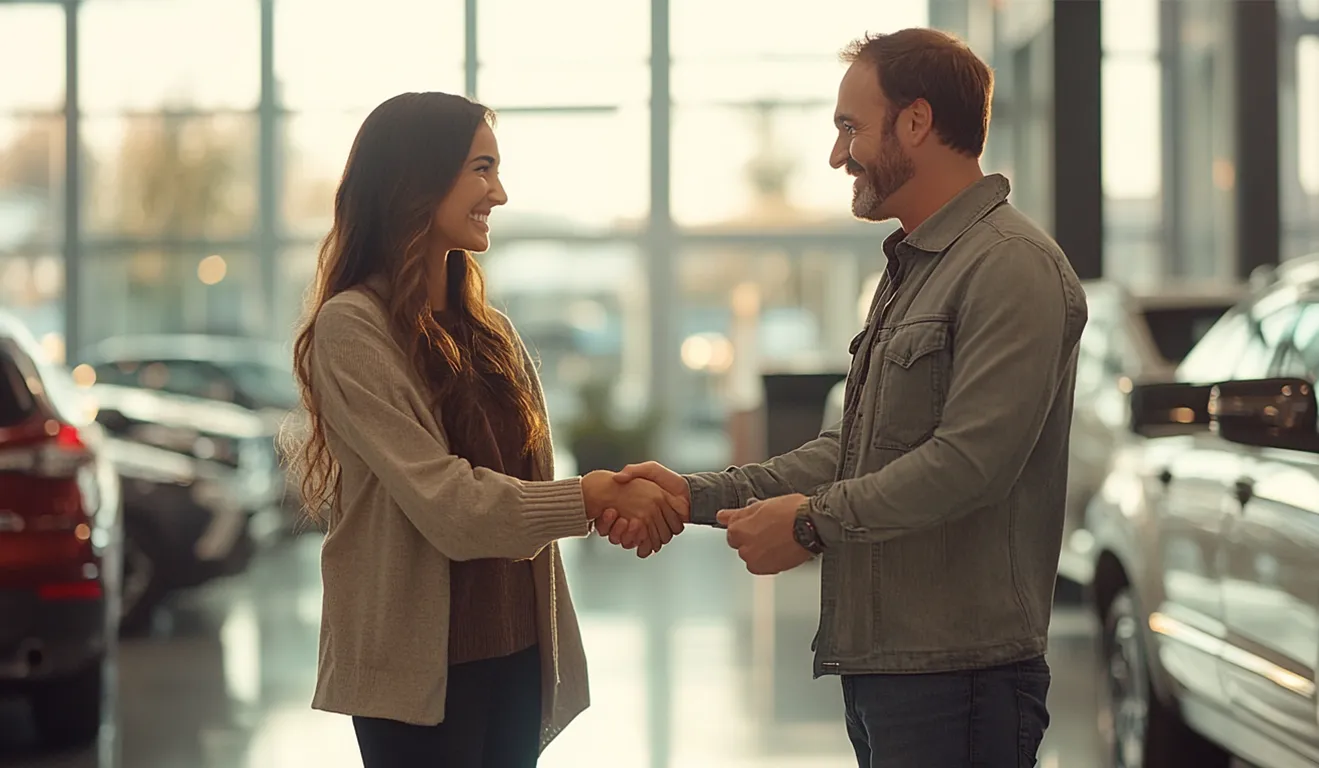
[0,422,90,478]
[37,581,103,601]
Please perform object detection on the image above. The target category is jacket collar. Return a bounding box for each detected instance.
[883,173,1011,259]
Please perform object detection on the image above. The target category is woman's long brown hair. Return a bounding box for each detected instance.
[285,92,545,525]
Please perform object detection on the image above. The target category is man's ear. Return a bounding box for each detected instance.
[902,99,936,147]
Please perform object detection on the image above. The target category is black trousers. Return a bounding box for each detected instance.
[353,645,542,768]
[843,655,1052,768]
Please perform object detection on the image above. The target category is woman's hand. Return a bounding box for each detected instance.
[582,470,687,554]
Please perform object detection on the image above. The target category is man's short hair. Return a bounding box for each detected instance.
[841,28,994,158]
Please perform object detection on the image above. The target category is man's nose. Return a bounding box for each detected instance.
[830,138,849,170]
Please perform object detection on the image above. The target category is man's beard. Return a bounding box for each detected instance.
[850,133,915,222]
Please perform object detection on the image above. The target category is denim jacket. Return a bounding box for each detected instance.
[686,174,1088,675]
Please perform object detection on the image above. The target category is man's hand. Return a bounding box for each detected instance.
[582,470,687,555]
[599,461,692,557]
[716,493,813,575]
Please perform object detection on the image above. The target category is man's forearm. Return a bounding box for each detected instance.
[685,430,841,525]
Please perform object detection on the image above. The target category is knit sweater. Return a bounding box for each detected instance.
[308,275,590,751]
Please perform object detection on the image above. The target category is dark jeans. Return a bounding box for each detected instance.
[353,645,542,768]
[842,655,1051,768]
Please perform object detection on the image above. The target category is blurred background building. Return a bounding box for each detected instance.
[2,1,1319,767]
[2,0,1312,471]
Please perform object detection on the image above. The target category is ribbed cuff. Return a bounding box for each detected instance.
[519,478,591,541]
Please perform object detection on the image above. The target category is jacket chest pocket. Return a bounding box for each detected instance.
[872,320,952,450]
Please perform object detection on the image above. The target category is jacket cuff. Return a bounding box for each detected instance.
[807,494,844,548]
[684,471,743,527]
[519,478,592,541]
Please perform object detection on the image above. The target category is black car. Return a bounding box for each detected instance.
[0,311,123,748]
[77,334,305,522]
[78,334,298,415]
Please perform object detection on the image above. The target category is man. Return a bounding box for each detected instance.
[606,27,1087,768]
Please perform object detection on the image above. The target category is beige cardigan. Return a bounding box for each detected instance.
[308,279,590,751]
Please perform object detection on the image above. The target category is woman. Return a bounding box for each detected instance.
[287,92,686,768]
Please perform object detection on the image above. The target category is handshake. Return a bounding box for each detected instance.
[580,462,690,557]
[581,462,816,575]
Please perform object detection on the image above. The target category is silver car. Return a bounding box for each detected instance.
[1060,281,1242,586]
[1084,254,1319,767]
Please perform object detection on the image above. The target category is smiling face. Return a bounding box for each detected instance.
[830,60,916,222]
[433,122,508,253]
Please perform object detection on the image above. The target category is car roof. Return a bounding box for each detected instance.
[1082,279,1246,311]
[78,334,289,369]
[91,383,270,438]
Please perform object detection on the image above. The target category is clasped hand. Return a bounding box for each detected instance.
[598,462,816,573]
[581,470,687,556]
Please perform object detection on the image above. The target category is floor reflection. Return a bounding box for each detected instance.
[1,531,1106,768]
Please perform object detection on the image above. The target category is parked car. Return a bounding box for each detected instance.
[1085,255,1319,767]
[92,384,283,631]
[0,311,122,748]
[77,334,305,521]
[1060,281,1242,586]
[78,334,298,416]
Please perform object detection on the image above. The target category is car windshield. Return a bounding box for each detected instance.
[1141,304,1235,365]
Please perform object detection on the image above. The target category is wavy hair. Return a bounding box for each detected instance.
[284,92,545,525]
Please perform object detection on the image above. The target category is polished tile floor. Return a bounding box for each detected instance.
[1,530,1107,768]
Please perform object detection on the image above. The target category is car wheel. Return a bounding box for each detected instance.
[1100,589,1231,768]
[119,520,166,635]
[29,659,104,749]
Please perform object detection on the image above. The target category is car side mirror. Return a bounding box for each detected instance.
[1210,378,1319,452]
[1128,381,1213,435]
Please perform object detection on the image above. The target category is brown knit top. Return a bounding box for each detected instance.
[435,316,539,665]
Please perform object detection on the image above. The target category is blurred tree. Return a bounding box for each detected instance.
[0,119,61,194]
[111,113,243,237]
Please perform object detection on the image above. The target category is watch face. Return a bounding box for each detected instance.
[794,515,823,552]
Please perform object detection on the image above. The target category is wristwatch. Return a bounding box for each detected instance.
[793,509,826,555]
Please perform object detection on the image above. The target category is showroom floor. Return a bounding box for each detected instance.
[1,529,1110,768]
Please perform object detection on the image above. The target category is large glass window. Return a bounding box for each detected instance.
[75,0,262,351]
[1101,0,1163,288]
[0,4,66,347]
[490,109,650,232]
[669,0,929,230]
[275,1,467,241]
[80,0,260,113]
[274,0,465,110]
[1171,0,1237,280]
[1281,0,1319,261]
[670,103,857,228]
[483,241,648,446]
[82,114,257,238]
[979,0,1054,230]
[78,249,262,346]
[472,0,649,231]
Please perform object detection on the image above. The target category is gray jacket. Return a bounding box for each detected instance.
[686,174,1087,676]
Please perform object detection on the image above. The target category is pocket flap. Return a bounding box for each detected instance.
[882,322,950,369]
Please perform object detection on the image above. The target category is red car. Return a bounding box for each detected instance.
[0,312,122,748]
